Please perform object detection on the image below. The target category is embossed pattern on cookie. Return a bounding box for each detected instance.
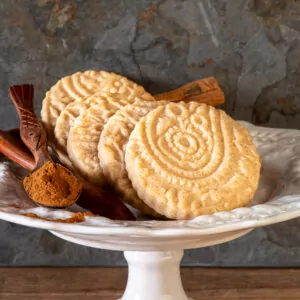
[125,102,261,220]
[54,101,90,168]
[99,100,169,216]
[67,92,155,184]
[67,105,107,184]
[41,70,113,134]
[41,70,154,137]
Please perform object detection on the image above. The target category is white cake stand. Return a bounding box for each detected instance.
[0,122,300,299]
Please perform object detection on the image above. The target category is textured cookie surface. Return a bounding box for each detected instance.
[67,92,154,184]
[41,70,154,136]
[54,94,120,168]
[54,101,90,168]
[41,70,113,134]
[99,100,168,216]
[125,102,261,220]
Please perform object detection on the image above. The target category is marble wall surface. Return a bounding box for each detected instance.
[1,0,300,266]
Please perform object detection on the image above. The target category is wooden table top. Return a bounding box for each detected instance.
[0,268,299,299]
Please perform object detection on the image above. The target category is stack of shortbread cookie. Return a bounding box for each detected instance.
[41,70,261,220]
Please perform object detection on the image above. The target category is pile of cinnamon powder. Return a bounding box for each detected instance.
[23,161,82,207]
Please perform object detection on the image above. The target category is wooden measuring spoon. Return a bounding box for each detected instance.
[0,128,136,220]
[9,85,50,169]
[9,84,83,208]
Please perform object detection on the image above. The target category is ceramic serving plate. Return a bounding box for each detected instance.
[0,121,299,238]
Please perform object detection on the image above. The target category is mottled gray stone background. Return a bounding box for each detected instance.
[0,0,300,266]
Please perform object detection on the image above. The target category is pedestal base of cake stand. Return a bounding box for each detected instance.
[121,250,190,300]
[51,228,252,300]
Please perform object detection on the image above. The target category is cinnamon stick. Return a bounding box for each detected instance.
[154,77,224,106]
[0,129,35,170]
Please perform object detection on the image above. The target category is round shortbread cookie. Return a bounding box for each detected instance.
[125,102,261,220]
[54,101,90,169]
[99,100,169,216]
[41,70,153,137]
[67,92,155,184]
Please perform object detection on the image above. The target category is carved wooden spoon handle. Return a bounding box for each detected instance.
[9,84,51,169]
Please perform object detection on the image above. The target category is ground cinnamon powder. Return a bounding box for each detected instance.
[23,161,82,207]
[22,212,96,223]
